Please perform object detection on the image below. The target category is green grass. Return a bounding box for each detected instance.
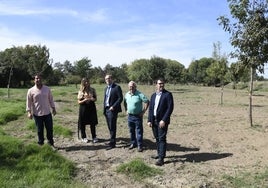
[116,158,163,181]
[26,119,73,138]
[0,99,25,125]
[222,170,268,188]
[0,129,84,188]
[0,87,80,187]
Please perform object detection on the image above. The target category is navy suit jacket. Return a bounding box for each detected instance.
[148,89,174,125]
[103,83,123,114]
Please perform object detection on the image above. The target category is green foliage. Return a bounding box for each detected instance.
[116,158,163,181]
[218,0,268,73]
[0,44,54,87]
[127,58,151,83]
[165,59,185,84]
[188,57,215,84]
[1,41,267,87]
[0,131,82,188]
[73,57,92,78]
[206,42,229,86]
[228,62,250,84]
[127,56,186,84]
[65,75,81,85]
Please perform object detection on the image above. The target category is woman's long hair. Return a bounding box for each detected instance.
[80,78,89,93]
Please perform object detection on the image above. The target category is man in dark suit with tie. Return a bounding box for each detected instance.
[147,78,174,166]
[103,74,123,150]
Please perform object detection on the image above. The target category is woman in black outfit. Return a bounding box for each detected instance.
[77,78,98,143]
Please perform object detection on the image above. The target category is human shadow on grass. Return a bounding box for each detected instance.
[165,152,233,164]
[58,138,110,151]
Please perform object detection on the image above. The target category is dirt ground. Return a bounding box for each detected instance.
[4,85,268,187]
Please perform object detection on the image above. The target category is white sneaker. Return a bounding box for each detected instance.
[93,138,98,143]
[82,138,88,143]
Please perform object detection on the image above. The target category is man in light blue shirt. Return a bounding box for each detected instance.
[124,81,149,152]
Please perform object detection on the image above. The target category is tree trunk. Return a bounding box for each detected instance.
[249,67,253,127]
[220,85,224,105]
[7,66,13,99]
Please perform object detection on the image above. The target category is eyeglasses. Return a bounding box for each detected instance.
[157,83,164,85]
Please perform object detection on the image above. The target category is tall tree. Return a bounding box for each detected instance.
[24,44,52,78]
[188,57,214,85]
[149,56,167,83]
[63,60,75,75]
[73,57,92,79]
[165,59,185,84]
[127,59,152,84]
[1,45,62,87]
[218,0,268,126]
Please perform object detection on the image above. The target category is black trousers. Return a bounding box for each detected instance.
[152,120,168,159]
[105,109,118,146]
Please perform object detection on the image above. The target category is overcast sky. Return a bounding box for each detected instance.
[0,0,246,72]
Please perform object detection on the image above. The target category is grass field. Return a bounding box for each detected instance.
[1,81,268,187]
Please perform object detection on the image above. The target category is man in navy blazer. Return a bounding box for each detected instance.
[147,78,174,166]
[103,74,123,150]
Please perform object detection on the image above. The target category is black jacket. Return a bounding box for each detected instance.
[103,83,123,114]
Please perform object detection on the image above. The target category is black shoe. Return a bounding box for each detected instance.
[129,144,136,150]
[155,159,164,166]
[137,147,143,152]
[151,155,159,159]
[106,145,115,150]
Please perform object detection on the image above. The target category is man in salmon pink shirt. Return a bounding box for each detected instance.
[26,73,56,147]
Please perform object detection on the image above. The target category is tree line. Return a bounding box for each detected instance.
[0,43,264,88]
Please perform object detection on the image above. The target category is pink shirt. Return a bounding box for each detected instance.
[26,85,55,116]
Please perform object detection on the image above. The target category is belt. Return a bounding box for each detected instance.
[129,113,140,116]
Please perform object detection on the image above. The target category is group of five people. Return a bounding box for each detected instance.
[26,73,173,166]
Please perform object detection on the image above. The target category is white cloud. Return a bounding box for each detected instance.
[81,9,108,23]
[0,0,111,24]
[0,0,79,16]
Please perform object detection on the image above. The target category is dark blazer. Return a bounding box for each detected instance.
[148,89,174,125]
[103,83,123,114]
